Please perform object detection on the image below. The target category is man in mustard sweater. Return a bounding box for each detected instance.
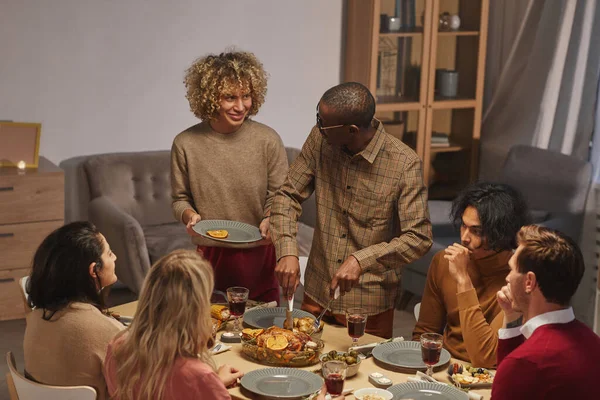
[413,182,530,368]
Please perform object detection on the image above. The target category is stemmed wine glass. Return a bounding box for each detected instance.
[346,307,368,345]
[420,332,443,376]
[226,286,249,335]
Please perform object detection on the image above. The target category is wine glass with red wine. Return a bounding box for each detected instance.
[420,332,443,376]
[226,286,249,335]
[322,360,348,396]
[346,307,368,345]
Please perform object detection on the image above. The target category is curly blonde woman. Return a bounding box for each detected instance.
[171,49,288,304]
[103,250,243,400]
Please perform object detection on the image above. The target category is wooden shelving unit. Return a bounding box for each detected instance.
[344,0,489,199]
[438,30,480,37]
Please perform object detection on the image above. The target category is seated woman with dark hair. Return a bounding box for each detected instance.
[24,221,124,400]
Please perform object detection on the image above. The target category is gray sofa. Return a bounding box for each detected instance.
[60,148,315,294]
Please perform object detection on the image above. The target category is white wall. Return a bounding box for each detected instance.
[0,0,343,164]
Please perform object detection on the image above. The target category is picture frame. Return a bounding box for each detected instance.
[0,122,41,168]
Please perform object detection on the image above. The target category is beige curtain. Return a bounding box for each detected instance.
[483,0,532,109]
[480,0,599,180]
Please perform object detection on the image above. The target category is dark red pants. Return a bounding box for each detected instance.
[197,245,280,304]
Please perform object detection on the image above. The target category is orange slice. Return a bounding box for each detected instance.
[242,328,264,338]
[207,229,228,239]
[265,335,289,351]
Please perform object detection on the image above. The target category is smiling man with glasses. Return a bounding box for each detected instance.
[269,82,432,338]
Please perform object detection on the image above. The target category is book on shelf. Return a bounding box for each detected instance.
[377,39,400,100]
[431,132,451,147]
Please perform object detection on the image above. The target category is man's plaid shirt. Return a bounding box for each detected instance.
[270,120,432,315]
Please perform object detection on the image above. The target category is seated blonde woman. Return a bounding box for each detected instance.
[103,250,243,400]
[24,221,124,400]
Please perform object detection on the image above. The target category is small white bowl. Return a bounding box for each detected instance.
[354,388,394,400]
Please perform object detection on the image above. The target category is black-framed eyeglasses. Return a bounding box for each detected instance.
[316,105,346,135]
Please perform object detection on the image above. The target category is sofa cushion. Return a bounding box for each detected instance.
[530,209,550,223]
[142,222,196,264]
[84,151,173,226]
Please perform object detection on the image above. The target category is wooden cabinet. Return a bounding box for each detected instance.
[0,157,64,320]
[344,0,489,199]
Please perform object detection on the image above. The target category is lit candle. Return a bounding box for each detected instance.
[17,160,26,170]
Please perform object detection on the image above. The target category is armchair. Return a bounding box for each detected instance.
[401,145,593,301]
[84,151,189,293]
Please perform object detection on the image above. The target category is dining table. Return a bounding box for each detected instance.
[110,301,491,400]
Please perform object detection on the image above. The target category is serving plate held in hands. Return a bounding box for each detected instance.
[193,219,262,244]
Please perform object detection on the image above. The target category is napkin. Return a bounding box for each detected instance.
[349,336,404,358]
[408,371,483,400]
[299,256,309,286]
[248,301,277,311]
[211,342,232,355]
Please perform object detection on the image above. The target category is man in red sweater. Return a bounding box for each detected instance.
[492,225,600,399]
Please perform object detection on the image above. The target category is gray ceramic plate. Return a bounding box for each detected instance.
[240,367,323,399]
[388,382,468,400]
[193,219,262,243]
[243,307,314,329]
[372,341,451,370]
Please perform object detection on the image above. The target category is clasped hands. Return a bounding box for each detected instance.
[275,255,362,299]
[444,243,477,292]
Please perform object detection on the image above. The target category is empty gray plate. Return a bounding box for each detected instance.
[243,307,314,329]
[193,219,262,243]
[240,367,323,399]
[372,341,451,370]
[388,382,468,400]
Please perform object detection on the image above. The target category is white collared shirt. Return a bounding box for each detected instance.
[498,307,575,340]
